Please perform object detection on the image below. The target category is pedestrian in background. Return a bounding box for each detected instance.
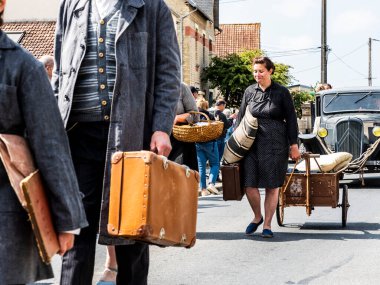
[0,0,87,283]
[190,86,199,100]
[214,99,232,163]
[238,56,300,238]
[315,83,332,92]
[52,0,181,284]
[196,99,221,196]
[38,54,54,81]
[97,245,117,284]
[223,108,238,143]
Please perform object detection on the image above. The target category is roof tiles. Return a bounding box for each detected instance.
[214,23,261,57]
[2,21,56,59]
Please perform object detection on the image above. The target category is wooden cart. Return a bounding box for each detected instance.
[276,153,349,227]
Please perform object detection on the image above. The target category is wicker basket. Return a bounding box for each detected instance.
[172,111,224,143]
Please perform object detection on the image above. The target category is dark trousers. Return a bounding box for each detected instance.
[60,122,149,285]
[169,135,198,171]
[115,243,149,284]
[216,136,226,163]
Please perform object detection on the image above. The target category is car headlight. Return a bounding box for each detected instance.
[317,127,328,138]
[372,126,380,137]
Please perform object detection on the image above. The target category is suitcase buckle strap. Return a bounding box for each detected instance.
[161,156,169,169]
[159,227,166,239]
[185,167,191,178]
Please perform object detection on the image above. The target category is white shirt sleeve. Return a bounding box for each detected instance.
[63,228,81,235]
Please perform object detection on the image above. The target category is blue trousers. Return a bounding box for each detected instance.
[196,141,220,189]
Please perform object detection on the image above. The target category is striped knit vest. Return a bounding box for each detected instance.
[70,1,120,122]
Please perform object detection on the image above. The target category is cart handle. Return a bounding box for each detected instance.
[301,152,326,173]
[281,159,300,193]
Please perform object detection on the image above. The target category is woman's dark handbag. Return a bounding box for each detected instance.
[221,163,245,201]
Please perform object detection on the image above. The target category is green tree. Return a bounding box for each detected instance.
[290,90,314,118]
[202,50,293,108]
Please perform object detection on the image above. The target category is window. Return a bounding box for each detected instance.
[5,31,25,43]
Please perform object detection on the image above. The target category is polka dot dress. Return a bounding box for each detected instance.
[242,88,289,189]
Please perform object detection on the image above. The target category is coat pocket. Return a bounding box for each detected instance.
[0,84,20,121]
[125,32,148,69]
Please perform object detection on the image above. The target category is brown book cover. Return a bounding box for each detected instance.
[21,171,60,264]
[0,134,59,264]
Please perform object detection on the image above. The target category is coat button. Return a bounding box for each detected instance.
[100,19,105,25]
[99,67,104,73]
[100,84,106,90]
[99,52,104,58]
[104,115,110,121]
[99,37,104,43]
[101,100,107,106]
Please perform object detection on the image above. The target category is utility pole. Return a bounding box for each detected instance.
[321,0,328,84]
[369,37,372,86]
[368,38,380,86]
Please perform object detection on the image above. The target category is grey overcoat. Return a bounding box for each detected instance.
[0,30,88,284]
[52,0,181,244]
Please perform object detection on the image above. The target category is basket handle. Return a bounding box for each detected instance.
[188,111,211,125]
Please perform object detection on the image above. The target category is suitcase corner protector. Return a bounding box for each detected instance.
[111,152,124,164]
[107,224,118,235]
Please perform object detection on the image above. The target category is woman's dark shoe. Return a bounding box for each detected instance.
[261,229,274,238]
[245,217,264,235]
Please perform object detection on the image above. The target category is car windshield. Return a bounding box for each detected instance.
[323,92,380,113]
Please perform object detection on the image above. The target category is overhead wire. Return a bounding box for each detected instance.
[293,43,367,74]
[329,50,367,77]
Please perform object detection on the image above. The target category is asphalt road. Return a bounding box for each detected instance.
[36,173,380,285]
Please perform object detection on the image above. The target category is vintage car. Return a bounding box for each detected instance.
[299,87,380,172]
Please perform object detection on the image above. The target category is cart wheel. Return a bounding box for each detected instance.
[342,184,349,227]
[276,191,284,226]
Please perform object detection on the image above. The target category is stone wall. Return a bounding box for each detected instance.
[297,102,312,134]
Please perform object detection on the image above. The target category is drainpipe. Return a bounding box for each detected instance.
[180,7,198,82]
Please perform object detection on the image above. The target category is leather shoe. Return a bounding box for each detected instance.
[261,229,274,238]
[245,217,263,235]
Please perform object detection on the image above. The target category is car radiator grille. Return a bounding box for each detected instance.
[335,120,363,159]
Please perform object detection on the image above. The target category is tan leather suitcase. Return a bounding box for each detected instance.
[221,163,245,201]
[108,151,199,248]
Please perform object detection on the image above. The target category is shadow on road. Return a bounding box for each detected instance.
[197,222,380,242]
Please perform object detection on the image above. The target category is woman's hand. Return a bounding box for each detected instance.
[289,144,301,161]
[173,113,191,125]
[58,232,75,256]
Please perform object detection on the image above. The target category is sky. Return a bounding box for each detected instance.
[219,0,380,88]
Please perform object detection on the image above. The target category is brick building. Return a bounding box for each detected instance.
[166,0,220,99]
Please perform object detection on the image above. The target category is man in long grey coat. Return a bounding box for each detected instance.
[0,0,88,283]
[53,0,181,284]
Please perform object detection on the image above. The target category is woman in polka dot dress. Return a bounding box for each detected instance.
[237,57,301,238]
